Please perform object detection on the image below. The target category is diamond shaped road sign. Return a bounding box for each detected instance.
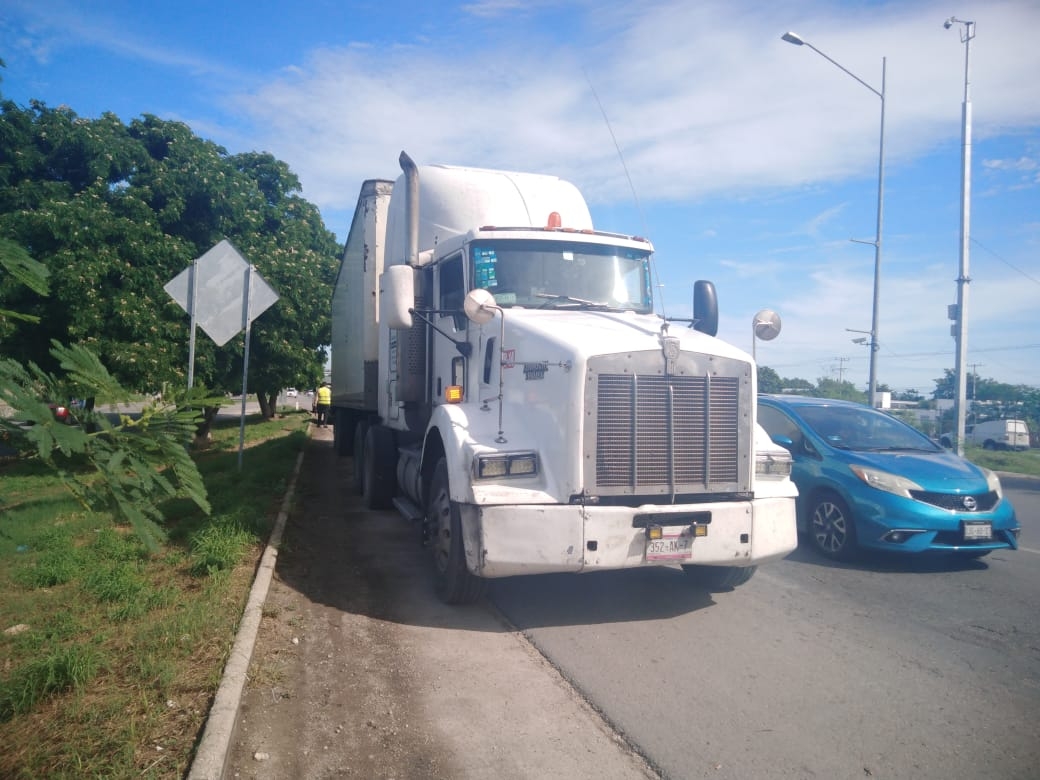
[164,240,279,347]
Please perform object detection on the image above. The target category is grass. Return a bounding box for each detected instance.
[963,444,1040,478]
[0,408,311,779]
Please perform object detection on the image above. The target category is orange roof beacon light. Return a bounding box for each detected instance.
[546,211,562,229]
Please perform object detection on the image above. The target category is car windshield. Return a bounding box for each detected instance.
[471,239,652,313]
[797,405,940,452]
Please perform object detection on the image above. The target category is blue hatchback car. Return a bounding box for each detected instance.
[758,395,1020,560]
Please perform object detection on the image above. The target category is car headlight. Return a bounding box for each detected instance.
[474,451,539,479]
[756,450,793,479]
[982,467,1004,499]
[848,464,922,498]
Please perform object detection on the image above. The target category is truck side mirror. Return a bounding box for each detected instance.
[381,265,415,329]
[693,280,718,336]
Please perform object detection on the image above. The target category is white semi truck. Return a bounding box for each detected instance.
[330,152,797,603]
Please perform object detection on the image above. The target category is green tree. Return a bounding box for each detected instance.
[0,97,340,416]
[815,377,867,403]
[0,241,215,550]
[781,376,815,394]
[893,388,923,403]
[757,365,783,393]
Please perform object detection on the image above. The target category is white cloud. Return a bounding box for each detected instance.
[229,0,1040,224]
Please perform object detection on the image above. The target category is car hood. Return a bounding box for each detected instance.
[840,448,990,492]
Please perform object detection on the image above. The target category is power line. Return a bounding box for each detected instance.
[971,237,1040,286]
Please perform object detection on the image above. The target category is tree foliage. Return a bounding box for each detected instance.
[0,244,220,551]
[757,365,783,394]
[0,96,341,410]
[932,368,1040,439]
[814,377,868,403]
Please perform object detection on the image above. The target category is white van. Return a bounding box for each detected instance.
[964,419,1030,450]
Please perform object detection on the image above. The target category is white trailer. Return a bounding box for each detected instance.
[330,153,797,604]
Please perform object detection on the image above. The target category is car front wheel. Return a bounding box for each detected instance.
[808,491,857,560]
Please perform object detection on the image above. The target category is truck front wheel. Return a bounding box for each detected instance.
[427,458,486,605]
[681,564,757,590]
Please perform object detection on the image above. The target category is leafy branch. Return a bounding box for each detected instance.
[1,243,216,551]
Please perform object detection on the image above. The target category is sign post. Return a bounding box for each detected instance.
[165,240,279,467]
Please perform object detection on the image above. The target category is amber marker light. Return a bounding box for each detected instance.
[445,385,463,403]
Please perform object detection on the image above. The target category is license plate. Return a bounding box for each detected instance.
[646,533,694,561]
[963,521,992,541]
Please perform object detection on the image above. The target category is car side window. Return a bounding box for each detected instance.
[759,405,804,450]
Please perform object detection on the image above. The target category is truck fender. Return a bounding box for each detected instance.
[421,404,484,576]
[421,403,476,505]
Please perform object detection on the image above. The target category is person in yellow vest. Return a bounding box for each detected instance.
[316,382,332,428]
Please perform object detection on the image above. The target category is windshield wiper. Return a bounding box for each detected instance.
[535,293,612,310]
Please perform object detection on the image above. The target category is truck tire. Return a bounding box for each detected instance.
[332,409,354,457]
[681,564,757,590]
[352,419,369,495]
[427,458,486,605]
[362,424,397,510]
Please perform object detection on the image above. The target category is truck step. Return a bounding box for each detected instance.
[392,495,425,523]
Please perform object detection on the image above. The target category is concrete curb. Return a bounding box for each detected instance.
[187,434,309,780]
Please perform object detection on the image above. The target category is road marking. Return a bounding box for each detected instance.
[1018,546,1040,555]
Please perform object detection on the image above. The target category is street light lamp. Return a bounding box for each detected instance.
[782,31,886,408]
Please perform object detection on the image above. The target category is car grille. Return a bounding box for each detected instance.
[909,490,999,512]
[587,353,751,497]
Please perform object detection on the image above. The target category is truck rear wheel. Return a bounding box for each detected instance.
[333,409,354,457]
[681,564,757,590]
[362,424,397,510]
[427,458,486,605]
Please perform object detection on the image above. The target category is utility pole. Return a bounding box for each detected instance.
[782,31,886,409]
[968,362,983,424]
[834,356,850,384]
[946,15,975,456]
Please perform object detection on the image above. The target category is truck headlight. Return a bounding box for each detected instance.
[474,451,539,479]
[756,450,793,479]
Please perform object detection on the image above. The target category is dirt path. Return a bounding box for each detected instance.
[224,426,657,779]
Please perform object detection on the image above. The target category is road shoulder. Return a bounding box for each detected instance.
[223,426,657,779]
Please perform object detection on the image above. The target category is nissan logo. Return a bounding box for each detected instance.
[962,496,978,511]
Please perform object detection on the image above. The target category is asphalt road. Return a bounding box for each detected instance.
[491,477,1040,779]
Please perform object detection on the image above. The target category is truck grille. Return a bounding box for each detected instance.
[587,354,751,497]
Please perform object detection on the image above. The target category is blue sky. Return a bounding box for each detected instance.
[2,0,1038,395]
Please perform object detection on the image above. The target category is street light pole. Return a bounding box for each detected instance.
[782,31,886,408]
[946,16,975,457]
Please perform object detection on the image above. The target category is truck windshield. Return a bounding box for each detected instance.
[471,239,652,313]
